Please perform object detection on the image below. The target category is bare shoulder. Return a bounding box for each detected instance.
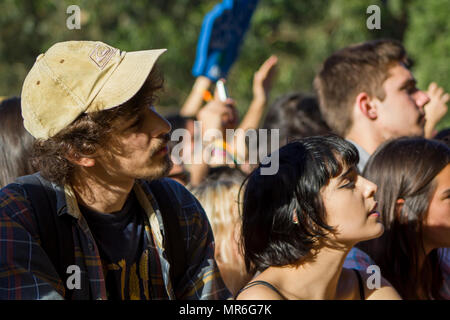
[356,269,402,300]
[235,282,284,300]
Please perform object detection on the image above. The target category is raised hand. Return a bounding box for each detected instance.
[425,82,449,138]
[252,55,278,102]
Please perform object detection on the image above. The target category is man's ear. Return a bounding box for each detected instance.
[355,92,378,120]
[65,150,96,167]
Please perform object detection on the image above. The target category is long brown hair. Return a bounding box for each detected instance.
[358,137,450,299]
[0,97,36,187]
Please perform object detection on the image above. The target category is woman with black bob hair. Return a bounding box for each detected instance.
[236,135,401,300]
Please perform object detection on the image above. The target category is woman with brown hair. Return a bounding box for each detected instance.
[0,97,35,187]
[358,137,450,299]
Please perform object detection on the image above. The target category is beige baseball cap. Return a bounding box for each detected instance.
[21,41,166,139]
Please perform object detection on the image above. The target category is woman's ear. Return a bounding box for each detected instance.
[395,198,405,217]
[293,209,299,224]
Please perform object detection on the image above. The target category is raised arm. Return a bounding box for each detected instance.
[188,97,237,186]
[424,82,449,138]
[180,76,212,118]
[238,55,278,132]
[231,56,278,163]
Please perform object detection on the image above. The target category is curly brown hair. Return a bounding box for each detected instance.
[31,65,164,186]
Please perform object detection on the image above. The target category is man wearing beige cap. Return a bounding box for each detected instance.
[0,41,230,300]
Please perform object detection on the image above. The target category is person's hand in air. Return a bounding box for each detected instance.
[425,82,449,138]
[252,55,278,103]
[197,95,238,134]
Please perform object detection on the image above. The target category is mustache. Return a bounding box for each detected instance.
[150,133,170,154]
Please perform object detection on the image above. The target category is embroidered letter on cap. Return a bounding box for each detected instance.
[89,44,117,69]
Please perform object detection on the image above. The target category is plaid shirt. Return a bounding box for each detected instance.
[344,247,450,299]
[0,176,230,300]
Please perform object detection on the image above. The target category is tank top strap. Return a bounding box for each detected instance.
[235,280,286,299]
[352,269,366,300]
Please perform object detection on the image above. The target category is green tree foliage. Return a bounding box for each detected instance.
[0,0,448,127]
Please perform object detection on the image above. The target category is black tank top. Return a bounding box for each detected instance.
[235,269,366,300]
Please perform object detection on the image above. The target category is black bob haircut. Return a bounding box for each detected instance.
[240,135,359,274]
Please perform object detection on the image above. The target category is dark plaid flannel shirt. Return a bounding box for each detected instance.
[0,177,230,300]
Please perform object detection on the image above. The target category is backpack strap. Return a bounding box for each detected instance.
[148,179,186,297]
[14,173,75,299]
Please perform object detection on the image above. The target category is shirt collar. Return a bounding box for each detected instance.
[57,183,81,219]
[59,180,164,254]
[346,139,371,173]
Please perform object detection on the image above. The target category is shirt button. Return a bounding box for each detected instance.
[88,242,94,251]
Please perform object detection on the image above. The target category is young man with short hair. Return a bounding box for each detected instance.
[314,39,430,171]
[0,41,230,300]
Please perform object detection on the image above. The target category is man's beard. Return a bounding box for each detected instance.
[142,133,173,180]
[152,153,173,179]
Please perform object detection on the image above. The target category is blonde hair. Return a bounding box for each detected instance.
[191,174,251,295]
